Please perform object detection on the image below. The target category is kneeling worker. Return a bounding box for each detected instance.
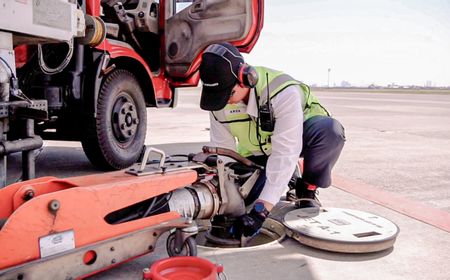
[198,42,345,238]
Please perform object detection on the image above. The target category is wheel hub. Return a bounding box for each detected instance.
[112,95,139,142]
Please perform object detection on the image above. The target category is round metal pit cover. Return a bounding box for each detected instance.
[283,207,399,253]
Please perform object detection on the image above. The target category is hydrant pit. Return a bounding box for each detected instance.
[196,218,286,248]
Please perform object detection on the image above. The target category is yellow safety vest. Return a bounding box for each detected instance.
[212,67,329,157]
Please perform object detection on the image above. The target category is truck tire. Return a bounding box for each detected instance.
[82,69,147,170]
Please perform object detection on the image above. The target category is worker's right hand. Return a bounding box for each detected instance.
[231,210,266,238]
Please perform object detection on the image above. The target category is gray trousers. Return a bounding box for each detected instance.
[301,115,346,188]
[245,115,345,204]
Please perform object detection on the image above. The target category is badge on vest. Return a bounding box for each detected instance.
[225,108,245,115]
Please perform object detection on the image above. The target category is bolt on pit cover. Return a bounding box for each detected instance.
[283,207,399,253]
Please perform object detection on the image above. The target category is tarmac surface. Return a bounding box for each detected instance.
[5,88,450,279]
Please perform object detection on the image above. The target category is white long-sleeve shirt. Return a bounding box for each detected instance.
[209,86,304,206]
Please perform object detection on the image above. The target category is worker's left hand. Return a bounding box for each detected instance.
[231,210,266,238]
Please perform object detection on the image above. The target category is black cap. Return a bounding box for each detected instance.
[199,43,244,111]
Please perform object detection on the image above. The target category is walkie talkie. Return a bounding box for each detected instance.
[259,73,275,132]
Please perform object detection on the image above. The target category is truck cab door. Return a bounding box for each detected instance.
[163,0,264,81]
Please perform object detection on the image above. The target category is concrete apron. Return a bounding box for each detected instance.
[196,200,400,280]
[193,185,450,280]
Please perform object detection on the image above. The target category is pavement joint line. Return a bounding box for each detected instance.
[332,174,450,233]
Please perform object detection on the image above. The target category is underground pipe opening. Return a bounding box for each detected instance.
[196,218,286,248]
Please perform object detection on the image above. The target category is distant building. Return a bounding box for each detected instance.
[368,84,381,89]
[340,80,351,87]
[387,83,400,89]
[426,81,432,87]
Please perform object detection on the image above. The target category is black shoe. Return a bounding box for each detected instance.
[295,182,321,208]
[285,188,297,202]
[285,176,302,202]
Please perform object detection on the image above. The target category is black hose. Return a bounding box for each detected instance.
[202,146,264,170]
[142,196,158,218]
[146,192,173,216]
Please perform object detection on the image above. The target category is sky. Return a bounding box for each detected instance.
[244,0,450,87]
